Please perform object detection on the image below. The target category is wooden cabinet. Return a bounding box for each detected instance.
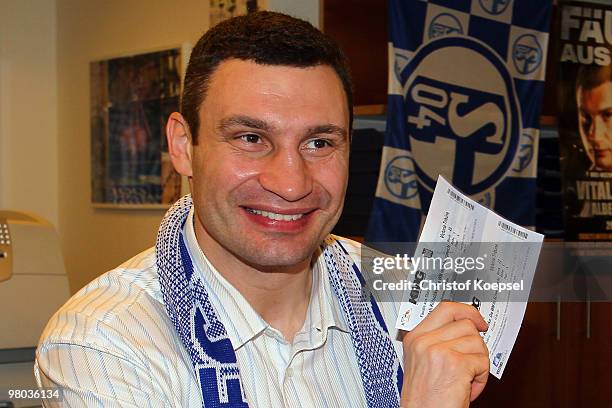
[471,303,561,407]
[472,302,612,408]
[562,302,612,407]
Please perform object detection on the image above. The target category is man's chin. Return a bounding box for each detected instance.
[595,159,612,171]
[236,238,322,270]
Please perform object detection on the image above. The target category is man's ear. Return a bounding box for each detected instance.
[166,112,193,177]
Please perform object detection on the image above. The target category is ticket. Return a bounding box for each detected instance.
[395,175,544,378]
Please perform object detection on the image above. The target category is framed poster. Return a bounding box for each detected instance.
[210,0,267,26]
[90,47,185,208]
[557,1,612,240]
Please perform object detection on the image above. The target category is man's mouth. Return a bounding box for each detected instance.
[241,206,316,232]
[245,208,305,221]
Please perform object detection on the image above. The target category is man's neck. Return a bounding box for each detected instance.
[194,222,313,343]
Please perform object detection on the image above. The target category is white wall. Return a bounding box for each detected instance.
[0,0,59,228]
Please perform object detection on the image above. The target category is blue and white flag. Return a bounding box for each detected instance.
[366,0,552,243]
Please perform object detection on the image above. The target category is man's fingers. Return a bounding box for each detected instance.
[400,302,491,406]
[411,302,488,334]
[425,319,484,344]
[469,354,490,402]
[439,335,489,355]
[424,337,489,403]
[470,376,488,402]
[443,336,489,402]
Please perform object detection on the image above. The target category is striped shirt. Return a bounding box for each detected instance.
[35,209,406,407]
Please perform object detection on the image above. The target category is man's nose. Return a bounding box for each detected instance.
[259,148,313,202]
[589,117,607,143]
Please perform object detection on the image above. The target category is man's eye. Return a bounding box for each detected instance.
[240,134,262,144]
[580,115,592,129]
[305,139,331,149]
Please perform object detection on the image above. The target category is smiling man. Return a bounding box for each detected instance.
[36,12,489,408]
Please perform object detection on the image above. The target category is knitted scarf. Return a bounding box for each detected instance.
[156,195,402,407]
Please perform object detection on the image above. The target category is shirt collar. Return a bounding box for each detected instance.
[183,208,349,351]
[184,208,267,350]
[311,247,350,334]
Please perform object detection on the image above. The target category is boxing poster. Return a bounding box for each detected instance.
[558,0,612,240]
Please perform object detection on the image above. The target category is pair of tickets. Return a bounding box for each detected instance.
[394,175,544,379]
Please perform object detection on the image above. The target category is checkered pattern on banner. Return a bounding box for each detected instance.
[366,0,552,243]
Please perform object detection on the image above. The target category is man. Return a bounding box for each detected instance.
[576,64,612,171]
[36,12,489,407]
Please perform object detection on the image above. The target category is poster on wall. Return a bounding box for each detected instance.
[366,0,552,244]
[90,48,183,208]
[210,0,267,27]
[558,0,612,240]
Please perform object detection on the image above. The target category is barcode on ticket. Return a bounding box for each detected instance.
[447,188,474,210]
[498,220,528,239]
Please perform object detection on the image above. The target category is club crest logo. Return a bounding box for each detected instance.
[384,156,419,199]
[493,351,504,367]
[512,34,543,75]
[428,13,463,40]
[479,0,512,16]
[399,36,520,195]
[394,49,412,80]
[512,132,534,172]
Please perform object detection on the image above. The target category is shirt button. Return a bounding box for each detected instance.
[286,368,293,378]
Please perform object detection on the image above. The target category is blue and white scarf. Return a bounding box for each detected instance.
[156,195,403,407]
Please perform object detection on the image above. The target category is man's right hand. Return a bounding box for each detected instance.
[399,301,490,408]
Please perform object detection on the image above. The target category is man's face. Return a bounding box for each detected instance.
[577,81,612,170]
[189,59,350,269]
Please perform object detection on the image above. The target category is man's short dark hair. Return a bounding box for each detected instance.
[181,11,354,144]
[576,64,612,93]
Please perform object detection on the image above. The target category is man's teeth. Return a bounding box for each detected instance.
[248,208,304,221]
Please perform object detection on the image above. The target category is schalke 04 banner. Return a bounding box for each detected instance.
[366,0,552,243]
[558,0,612,241]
